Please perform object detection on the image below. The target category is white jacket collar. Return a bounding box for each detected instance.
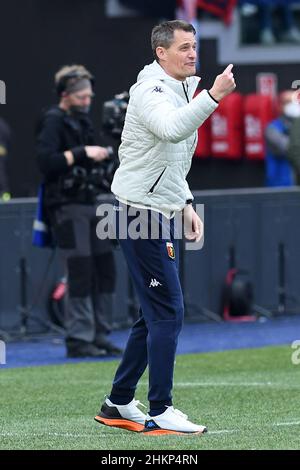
[131,60,200,101]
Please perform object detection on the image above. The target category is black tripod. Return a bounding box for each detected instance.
[2,250,65,342]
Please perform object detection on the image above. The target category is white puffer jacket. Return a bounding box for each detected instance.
[111,60,218,212]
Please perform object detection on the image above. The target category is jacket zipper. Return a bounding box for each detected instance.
[182,82,197,150]
[182,82,189,103]
[148,167,167,194]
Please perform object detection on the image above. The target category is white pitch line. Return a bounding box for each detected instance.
[65,380,299,388]
[174,382,274,387]
[274,421,300,427]
[0,431,112,438]
[207,429,236,435]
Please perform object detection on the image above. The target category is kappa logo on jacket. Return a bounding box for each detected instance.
[152,86,163,93]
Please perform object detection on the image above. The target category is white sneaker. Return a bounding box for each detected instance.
[260,28,276,45]
[142,406,207,435]
[94,397,146,432]
[281,27,300,44]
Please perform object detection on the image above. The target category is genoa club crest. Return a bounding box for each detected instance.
[166,242,175,260]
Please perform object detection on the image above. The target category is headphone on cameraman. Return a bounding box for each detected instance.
[55,70,95,97]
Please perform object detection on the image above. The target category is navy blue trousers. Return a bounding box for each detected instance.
[110,201,184,411]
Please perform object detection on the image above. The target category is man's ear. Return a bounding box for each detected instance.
[156,47,166,62]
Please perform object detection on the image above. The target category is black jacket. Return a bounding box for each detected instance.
[36,106,109,207]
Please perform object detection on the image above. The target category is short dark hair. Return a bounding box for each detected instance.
[151,20,196,62]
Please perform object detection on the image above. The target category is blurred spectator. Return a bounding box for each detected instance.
[195,0,237,24]
[265,90,300,187]
[240,1,300,45]
[0,117,11,200]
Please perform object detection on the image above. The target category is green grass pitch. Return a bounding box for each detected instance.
[1,345,300,450]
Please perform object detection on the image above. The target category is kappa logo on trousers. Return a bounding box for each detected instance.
[149,278,162,288]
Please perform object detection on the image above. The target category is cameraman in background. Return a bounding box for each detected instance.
[36,65,122,358]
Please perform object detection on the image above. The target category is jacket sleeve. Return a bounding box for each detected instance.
[184,180,193,202]
[288,118,300,175]
[36,114,87,176]
[136,84,218,143]
[265,124,289,158]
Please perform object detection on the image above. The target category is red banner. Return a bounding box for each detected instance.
[197,0,237,24]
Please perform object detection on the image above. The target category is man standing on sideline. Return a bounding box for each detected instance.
[95,20,235,434]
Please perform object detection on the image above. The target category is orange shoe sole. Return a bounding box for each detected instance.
[94,415,144,432]
[142,428,207,436]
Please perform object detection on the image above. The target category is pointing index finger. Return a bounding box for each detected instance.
[223,64,233,75]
